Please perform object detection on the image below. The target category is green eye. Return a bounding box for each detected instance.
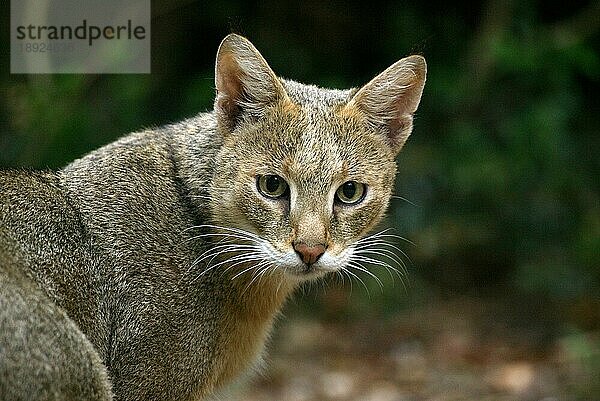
[257,175,289,199]
[335,181,366,205]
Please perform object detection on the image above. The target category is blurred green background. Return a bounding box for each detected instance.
[1,1,599,397]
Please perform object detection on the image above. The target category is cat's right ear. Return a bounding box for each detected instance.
[345,55,427,154]
[214,34,286,132]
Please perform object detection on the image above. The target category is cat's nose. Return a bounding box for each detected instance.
[293,242,326,265]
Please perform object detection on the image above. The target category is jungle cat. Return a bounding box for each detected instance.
[0,34,426,400]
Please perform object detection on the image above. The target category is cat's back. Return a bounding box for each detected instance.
[0,170,114,401]
[0,169,86,262]
[0,168,93,309]
[1,168,78,224]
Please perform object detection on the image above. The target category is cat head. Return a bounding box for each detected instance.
[207,34,426,282]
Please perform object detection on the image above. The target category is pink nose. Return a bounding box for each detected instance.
[293,242,326,265]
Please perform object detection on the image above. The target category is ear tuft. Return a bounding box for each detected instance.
[214,34,286,131]
[346,55,427,153]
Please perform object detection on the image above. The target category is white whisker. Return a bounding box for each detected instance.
[189,195,215,201]
[341,269,353,293]
[355,233,415,247]
[188,244,256,275]
[391,195,419,207]
[341,267,369,295]
[353,241,413,265]
[192,243,257,265]
[346,262,384,290]
[353,254,402,276]
[211,251,261,271]
[242,263,273,294]
[230,259,268,281]
[195,224,264,243]
[355,246,405,265]
[353,248,408,276]
[191,250,261,283]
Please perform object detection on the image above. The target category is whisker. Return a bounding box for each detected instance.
[190,186,231,192]
[242,262,273,294]
[346,261,384,290]
[189,195,215,201]
[342,269,353,294]
[188,244,256,275]
[319,275,328,293]
[231,260,268,281]
[353,240,412,263]
[350,228,414,284]
[354,228,393,242]
[354,246,405,264]
[184,233,259,246]
[351,254,410,291]
[191,243,257,264]
[226,264,257,282]
[214,253,263,275]
[182,223,259,239]
[191,250,261,283]
[354,228,414,244]
[182,224,270,287]
[355,233,415,247]
[391,195,419,207]
[354,253,400,281]
[335,270,345,286]
[341,267,369,295]
[192,224,264,243]
[276,270,286,297]
[352,255,402,277]
[353,248,408,275]
[338,269,352,294]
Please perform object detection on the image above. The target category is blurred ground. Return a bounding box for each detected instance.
[232,296,599,401]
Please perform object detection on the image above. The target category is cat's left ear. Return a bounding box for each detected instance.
[346,55,426,154]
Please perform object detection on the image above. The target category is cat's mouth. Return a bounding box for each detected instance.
[256,240,349,281]
[291,262,328,277]
[278,249,349,280]
[283,262,332,280]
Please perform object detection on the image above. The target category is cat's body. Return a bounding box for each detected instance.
[0,35,426,400]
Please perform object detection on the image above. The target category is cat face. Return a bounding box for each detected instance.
[207,34,425,281]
